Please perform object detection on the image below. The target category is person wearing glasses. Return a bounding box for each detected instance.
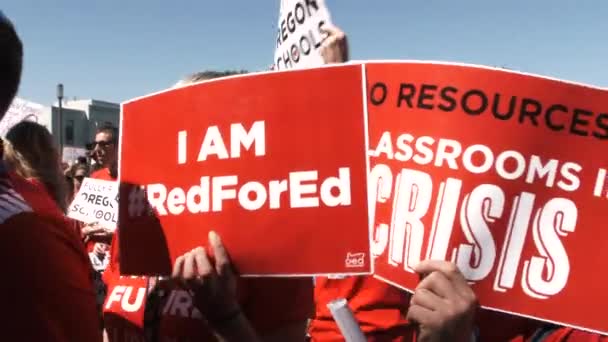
[82,125,119,247]
[90,125,119,181]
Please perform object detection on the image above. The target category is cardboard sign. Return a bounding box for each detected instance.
[1,97,44,136]
[68,177,118,229]
[119,65,371,276]
[274,0,332,70]
[63,146,88,163]
[366,62,608,334]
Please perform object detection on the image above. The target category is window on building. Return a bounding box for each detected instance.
[65,120,74,145]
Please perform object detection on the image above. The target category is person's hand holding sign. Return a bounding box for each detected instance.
[81,222,113,244]
[320,24,349,64]
[406,260,478,342]
[172,231,260,342]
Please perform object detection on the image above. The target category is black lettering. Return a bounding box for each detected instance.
[593,113,608,140]
[545,104,567,131]
[570,109,592,136]
[370,82,387,106]
[276,30,282,48]
[305,0,319,16]
[492,93,517,120]
[295,3,306,24]
[276,57,283,70]
[397,83,416,108]
[299,36,311,55]
[281,20,288,42]
[314,21,325,48]
[290,44,300,63]
[417,84,437,110]
[287,12,296,33]
[461,89,488,115]
[438,86,458,111]
[519,98,542,126]
[86,194,95,204]
[282,49,291,69]
[104,212,112,221]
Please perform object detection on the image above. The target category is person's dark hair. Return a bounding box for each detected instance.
[0,13,24,117]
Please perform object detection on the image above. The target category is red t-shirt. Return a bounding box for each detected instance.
[91,167,116,182]
[103,231,313,341]
[310,276,415,341]
[0,200,101,340]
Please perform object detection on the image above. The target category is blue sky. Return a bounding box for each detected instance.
[3,1,607,104]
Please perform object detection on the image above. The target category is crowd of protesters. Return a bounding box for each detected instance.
[0,10,606,342]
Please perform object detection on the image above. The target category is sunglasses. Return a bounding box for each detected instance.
[74,175,85,182]
[87,140,114,150]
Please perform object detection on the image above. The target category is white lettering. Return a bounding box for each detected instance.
[289,171,319,208]
[230,121,266,158]
[198,126,229,161]
[320,168,351,207]
[212,176,238,212]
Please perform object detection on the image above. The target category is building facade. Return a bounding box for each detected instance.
[3,97,120,163]
[42,99,120,163]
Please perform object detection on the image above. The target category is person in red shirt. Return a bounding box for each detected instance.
[0,11,101,341]
[102,70,313,342]
[102,229,312,342]
[90,124,119,181]
[82,125,119,248]
[313,22,608,342]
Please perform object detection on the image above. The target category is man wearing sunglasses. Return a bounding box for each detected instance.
[90,125,119,181]
[81,125,120,247]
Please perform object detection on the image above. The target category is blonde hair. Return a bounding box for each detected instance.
[4,121,68,212]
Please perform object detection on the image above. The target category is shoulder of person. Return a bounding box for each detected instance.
[0,179,32,224]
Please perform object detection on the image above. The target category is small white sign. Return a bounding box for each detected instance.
[68,177,118,230]
[274,0,332,70]
[63,146,88,163]
[1,97,45,136]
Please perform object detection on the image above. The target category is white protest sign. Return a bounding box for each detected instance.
[274,0,332,70]
[1,97,45,136]
[68,177,118,230]
[63,146,88,163]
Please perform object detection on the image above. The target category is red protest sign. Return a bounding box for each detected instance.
[119,65,371,277]
[366,62,608,334]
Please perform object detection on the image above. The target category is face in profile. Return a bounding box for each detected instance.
[92,132,117,168]
[73,168,87,192]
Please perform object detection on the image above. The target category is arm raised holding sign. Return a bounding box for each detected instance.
[172,231,261,342]
[407,260,478,342]
[82,222,114,244]
[320,24,349,64]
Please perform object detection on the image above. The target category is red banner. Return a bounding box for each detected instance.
[118,65,371,277]
[367,62,608,334]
